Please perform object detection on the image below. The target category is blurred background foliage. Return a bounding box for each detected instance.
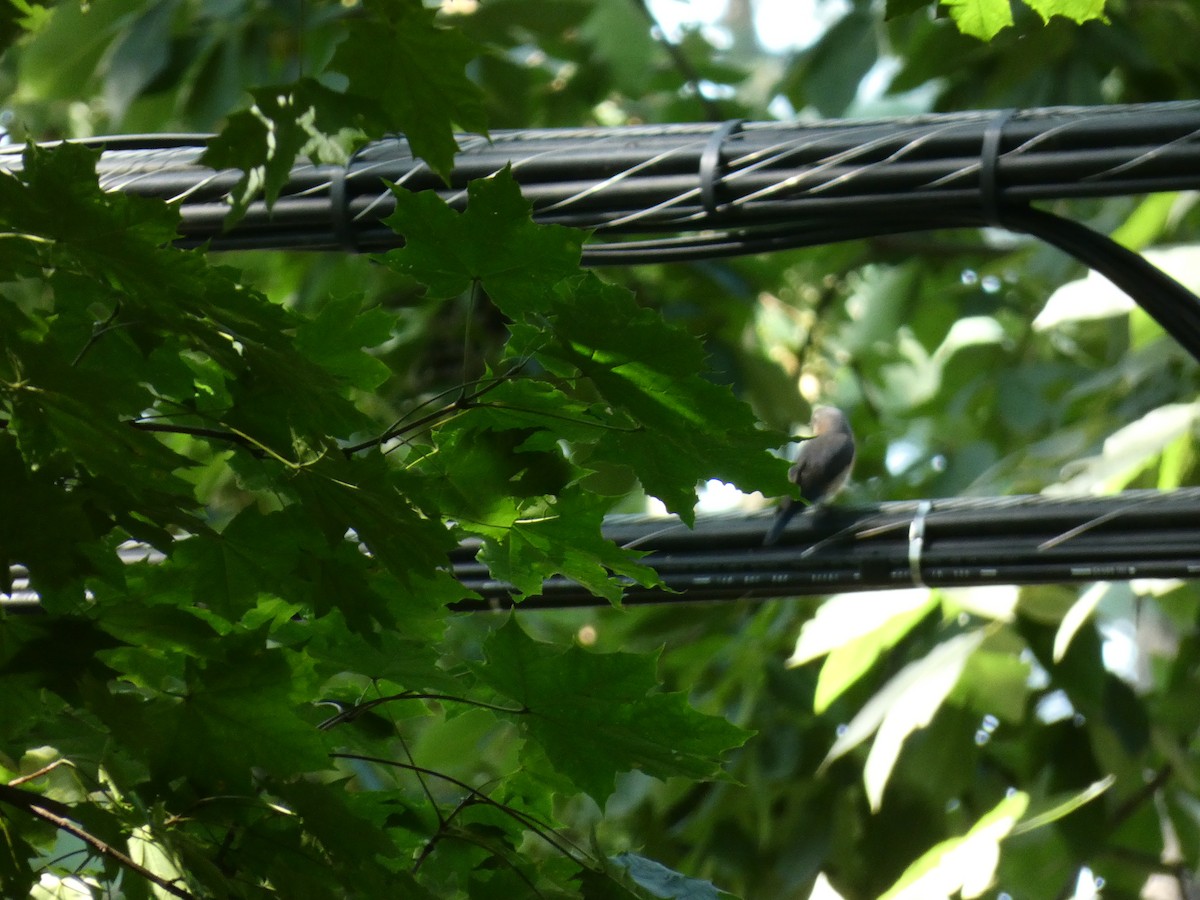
[4,0,1200,897]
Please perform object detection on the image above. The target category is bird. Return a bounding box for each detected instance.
[762,406,856,547]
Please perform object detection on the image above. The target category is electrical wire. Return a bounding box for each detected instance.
[3,104,1200,603]
[5,101,1198,358]
[448,489,1200,608]
[4,490,1198,610]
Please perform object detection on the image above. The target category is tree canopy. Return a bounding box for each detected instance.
[2,1,1200,899]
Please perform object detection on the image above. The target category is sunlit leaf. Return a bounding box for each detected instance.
[1053,582,1105,663]
[788,591,936,713]
[821,629,986,811]
[939,0,1014,39]
[1046,402,1200,494]
[877,792,1029,900]
[1013,775,1115,835]
[1022,0,1107,27]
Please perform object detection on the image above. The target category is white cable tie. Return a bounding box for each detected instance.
[908,500,933,588]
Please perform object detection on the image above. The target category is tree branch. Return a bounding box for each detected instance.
[630,0,726,121]
[318,691,527,730]
[0,784,196,900]
[342,365,523,455]
[127,419,261,453]
[329,753,589,866]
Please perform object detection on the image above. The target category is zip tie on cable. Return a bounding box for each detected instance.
[329,153,359,253]
[700,119,745,217]
[908,500,933,588]
[980,108,1017,226]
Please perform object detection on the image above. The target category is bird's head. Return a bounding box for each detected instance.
[810,406,851,436]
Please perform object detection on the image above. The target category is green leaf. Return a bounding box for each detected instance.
[269,779,400,864]
[102,638,329,791]
[0,434,99,597]
[1013,775,1114,835]
[608,852,735,900]
[379,167,585,316]
[1022,0,1107,26]
[101,0,177,122]
[472,619,751,802]
[170,506,320,619]
[939,0,1014,40]
[580,0,658,95]
[332,0,487,180]
[541,276,790,524]
[0,817,35,898]
[294,294,393,391]
[202,78,370,218]
[782,9,878,116]
[886,0,933,19]
[1110,193,1180,251]
[1052,583,1104,662]
[877,792,1029,899]
[1047,401,1200,493]
[786,591,938,713]
[476,488,661,604]
[288,453,461,594]
[952,647,1030,724]
[425,422,571,528]
[0,616,124,701]
[821,629,986,811]
[305,611,456,693]
[127,824,186,898]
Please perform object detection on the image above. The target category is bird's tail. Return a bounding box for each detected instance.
[762,500,796,547]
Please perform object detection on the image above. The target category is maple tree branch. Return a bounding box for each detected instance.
[420,821,549,897]
[342,364,524,455]
[329,754,589,866]
[0,784,196,900]
[6,759,75,788]
[71,304,125,367]
[126,419,260,452]
[318,691,527,730]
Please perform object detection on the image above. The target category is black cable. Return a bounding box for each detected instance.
[7,490,1197,610]
[1000,205,1200,361]
[448,489,1200,608]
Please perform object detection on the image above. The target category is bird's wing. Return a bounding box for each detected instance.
[791,433,855,503]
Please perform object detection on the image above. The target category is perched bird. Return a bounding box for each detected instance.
[763,406,856,547]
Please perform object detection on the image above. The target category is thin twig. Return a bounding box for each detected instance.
[329,754,590,865]
[318,691,527,730]
[342,363,525,455]
[71,304,127,367]
[7,759,75,788]
[127,419,259,452]
[0,784,196,900]
[422,824,549,897]
[460,280,479,402]
[629,0,725,122]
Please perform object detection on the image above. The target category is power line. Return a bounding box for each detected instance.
[6,101,1200,358]
[451,489,1200,608]
[5,491,1196,610]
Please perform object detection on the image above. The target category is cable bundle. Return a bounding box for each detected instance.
[4,101,1199,259]
[7,102,1200,358]
[5,490,1195,610]
[450,489,1200,608]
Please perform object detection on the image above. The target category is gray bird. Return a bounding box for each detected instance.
[763,406,856,547]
